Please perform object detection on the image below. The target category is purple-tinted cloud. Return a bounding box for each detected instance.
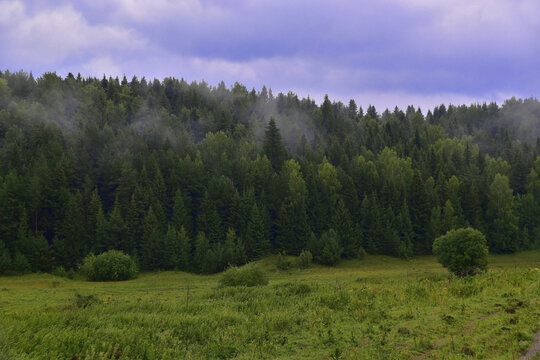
[1,0,539,110]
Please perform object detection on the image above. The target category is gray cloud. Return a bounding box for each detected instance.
[1,0,539,110]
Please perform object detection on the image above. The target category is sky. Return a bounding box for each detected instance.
[1,0,539,111]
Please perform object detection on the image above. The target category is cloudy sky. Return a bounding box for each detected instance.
[1,0,539,110]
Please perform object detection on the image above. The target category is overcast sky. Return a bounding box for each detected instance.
[1,0,539,111]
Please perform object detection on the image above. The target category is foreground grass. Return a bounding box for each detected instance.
[0,252,539,360]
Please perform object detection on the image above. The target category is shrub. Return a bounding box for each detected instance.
[357,247,367,260]
[11,252,31,274]
[276,252,292,270]
[0,244,10,274]
[52,266,75,279]
[219,264,268,287]
[296,250,313,268]
[432,227,488,277]
[72,292,100,309]
[80,250,137,281]
[319,229,342,266]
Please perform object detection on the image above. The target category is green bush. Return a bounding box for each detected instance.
[319,229,342,266]
[11,252,31,274]
[0,243,10,274]
[276,252,292,270]
[296,250,313,268]
[52,266,75,279]
[72,292,101,309]
[80,250,137,281]
[357,247,367,260]
[219,264,268,287]
[432,227,488,277]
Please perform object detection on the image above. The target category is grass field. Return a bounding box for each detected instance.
[0,251,539,360]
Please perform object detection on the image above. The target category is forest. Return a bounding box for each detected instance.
[1,70,540,274]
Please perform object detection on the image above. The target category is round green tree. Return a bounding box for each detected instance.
[432,227,488,277]
[80,250,137,281]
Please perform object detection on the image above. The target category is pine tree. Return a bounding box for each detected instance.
[263,118,287,171]
[223,228,237,267]
[164,225,180,269]
[94,206,108,254]
[197,194,222,244]
[140,207,165,270]
[246,202,269,258]
[177,226,191,271]
[192,232,209,273]
[487,174,518,253]
[124,194,142,256]
[360,193,383,253]
[276,201,309,255]
[446,175,465,226]
[409,171,430,254]
[332,198,357,258]
[87,188,104,245]
[17,214,53,272]
[106,197,127,251]
[441,200,458,234]
[396,202,413,258]
[0,240,11,274]
[172,189,193,237]
[57,191,87,267]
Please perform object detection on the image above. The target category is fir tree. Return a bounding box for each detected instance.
[140,207,164,270]
[246,202,269,258]
[263,118,287,171]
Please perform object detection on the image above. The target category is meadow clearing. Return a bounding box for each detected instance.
[0,251,539,360]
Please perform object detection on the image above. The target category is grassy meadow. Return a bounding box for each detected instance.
[0,251,539,360]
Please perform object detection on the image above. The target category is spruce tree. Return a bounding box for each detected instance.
[487,174,518,253]
[263,118,287,171]
[172,189,193,237]
[442,200,458,234]
[164,225,180,269]
[193,232,209,273]
[0,240,11,274]
[140,207,164,270]
[223,228,237,267]
[409,171,430,254]
[177,226,191,271]
[106,197,127,251]
[332,198,357,258]
[124,194,142,256]
[246,203,269,258]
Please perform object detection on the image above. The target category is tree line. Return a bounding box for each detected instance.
[0,70,539,274]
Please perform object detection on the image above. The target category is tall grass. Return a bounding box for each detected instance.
[0,251,538,359]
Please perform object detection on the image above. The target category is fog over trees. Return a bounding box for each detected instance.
[1,70,539,274]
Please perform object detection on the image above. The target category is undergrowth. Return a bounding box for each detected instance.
[0,251,538,359]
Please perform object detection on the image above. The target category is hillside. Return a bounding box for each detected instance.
[0,71,540,274]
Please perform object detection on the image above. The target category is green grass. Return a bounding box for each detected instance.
[0,251,539,359]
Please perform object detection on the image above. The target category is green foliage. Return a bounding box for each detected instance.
[1,71,540,275]
[263,118,287,171]
[357,247,367,260]
[80,250,137,281]
[72,292,100,309]
[319,229,342,266]
[276,252,293,270]
[218,264,268,287]
[0,251,539,359]
[432,228,488,276]
[296,250,313,268]
[11,252,31,274]
[52,266,75,279]
[0,241,11,274]
[487,174,518,253]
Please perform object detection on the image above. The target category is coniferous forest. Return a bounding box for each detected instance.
[1,70,540,274]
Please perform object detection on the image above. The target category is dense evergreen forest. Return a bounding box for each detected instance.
[1,70,539,274]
